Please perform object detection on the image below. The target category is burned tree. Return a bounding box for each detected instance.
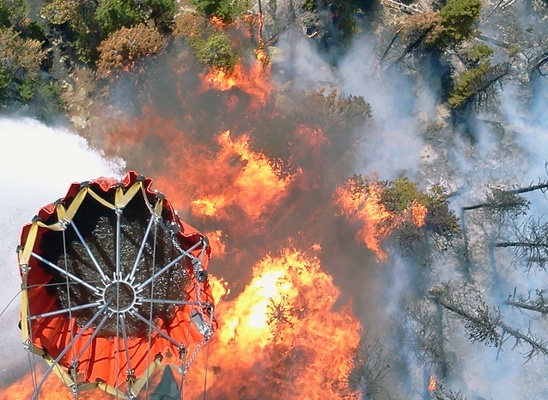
[506,289,548,317]
[429,283,501,348]
[430,283,548,361]
[495,216,548,272]
[462,185,531,217]
[349,338,390,400]
[404,299,451,381]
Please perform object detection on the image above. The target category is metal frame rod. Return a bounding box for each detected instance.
[31,252,99,293]
[131,311,182,348]
[127,216,155,282]
[139,299,201,306]
[28,302,101,320]
[115,211,122,279]
[31,301,111,400]
[136,240,204,292]
[70,221,109,282]
[72,308,112,363]
[119,314,133,378]
[135,253,186,292]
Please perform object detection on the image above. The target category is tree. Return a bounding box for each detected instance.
[190,0,250,24]
[95,0,176,34]
[430,282,548,361]
[94,0,145,34]
[173,10,208,38]
[191,31,239,72]
[398,0,481,52]
[40,0,103,63]
[300,88,371,128]
[41,0,176,64]
[429,283,501,348]
[462,186,530,215]
[464,43,493,66]
[447,61,509,110]
[437,0,481,47]
[404,299,450,378]
[381,178,461,249]
[97,24,166,74]
[0,0,27,28]
[145,0,176,31]
[506,289,548,317]
[0,27,47,102]
[494,217,548,272]
[349,338,390,399]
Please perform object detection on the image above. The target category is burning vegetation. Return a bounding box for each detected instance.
[335,175,460,260]
[185,248,362,399]
[2,0,548,399]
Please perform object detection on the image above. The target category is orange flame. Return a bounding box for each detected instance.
[209,274,230,304]
[204,68,237,91]
[204,229,227,258]
[0,370,110,399]
[201,60,272,106]
[411,200,427,228]
[185,248,362,398]
[210,15,227,29]
[335,180,392,262]
[103,116,295,229]
[191,130,295,220]
[334,179,428,261]
[254,45,270,66]
[428,374,436,392]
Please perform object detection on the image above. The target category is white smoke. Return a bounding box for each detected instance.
[339,35,437,181]
[0,117,124,385]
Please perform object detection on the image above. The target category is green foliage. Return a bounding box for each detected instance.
[145,0,177,31]
[95,0,145,34]
[94,0,176,33]
[402,0,481,50]
[191,31,238,72]
[190,0,250,24]
[0,32,62,112]
[0,0,27,27]
[40,0,78,25]
[382,178,429,213]
[381,178,461,246]
[41,0,176,64]
[97,24,166,73]
[423,185,461,244]
[18,77,35,102]
[447,61,491,108]
[438,0,481,46]
[465,44,493,64]
[0,66,11,97]
[401,11,438,47]
[318,0,360,43]
[0,27,46,75]
[41,0,102,63]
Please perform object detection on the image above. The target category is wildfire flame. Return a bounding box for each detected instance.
[190,130,295,221]
[0,372,109,399]
[3,16,374,399]
[210,15,227,29]
[411,200,427,228]
[335,179,392,262]
[201,60,272,107]
[428,374,436,392]
[334,179,429,262]
[185,248,362,398]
